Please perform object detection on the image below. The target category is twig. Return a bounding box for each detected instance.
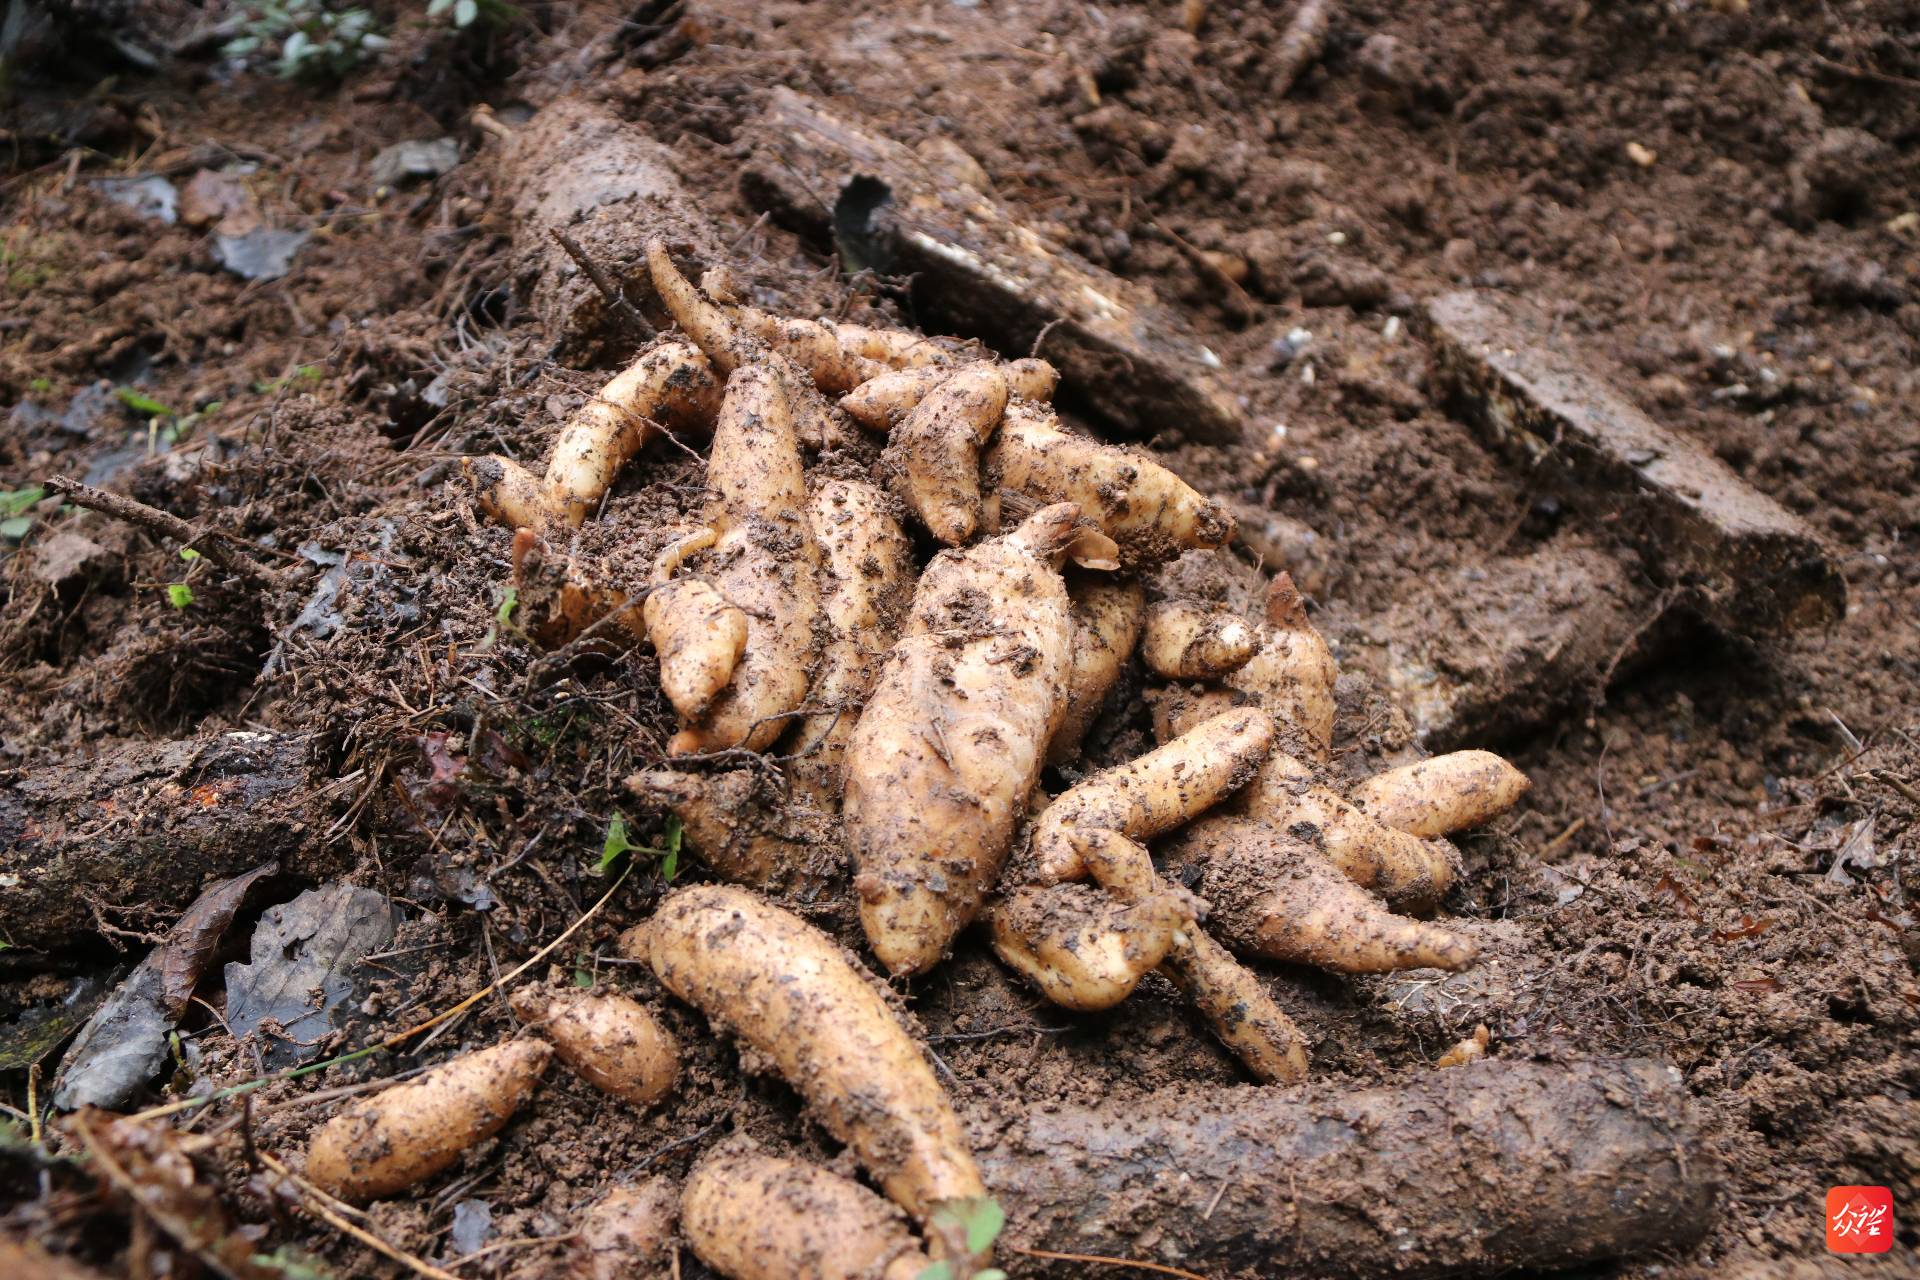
[550,229,657,341]
[1540,815,1588,855]
[258,1150,462,1280]
[45,475,289,590]
[1006,1245,1209,1280]
[1272,0,1334,97]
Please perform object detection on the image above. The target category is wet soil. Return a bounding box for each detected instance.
[3,0,1917,1276]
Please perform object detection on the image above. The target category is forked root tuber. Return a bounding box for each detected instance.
[989,881,1201,1011]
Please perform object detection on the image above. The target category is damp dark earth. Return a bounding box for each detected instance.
[2,2,1917,1278]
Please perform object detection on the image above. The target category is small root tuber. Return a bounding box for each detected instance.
[1030,707,1273,884]
[1048,572,1146,766]
[1140,600,1258,679]
[643,528,749,721]
[509,986,680,1108]
[681,1146,926,1280]
[629,885,984,1222]
[841,358,1057,432]
[989,881,1200,1012]
[881,363,1012,544]
[1349,749,1531,838]
[647,360,822,755]
[625,768,831,891]
[574,1179,677,1280]
[304,1040,551,1202]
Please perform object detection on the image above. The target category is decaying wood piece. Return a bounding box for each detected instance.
[740,88,1248,446]
[1335,542,1652,747]
[1425,290,1845,637]
[496,97,723,361]
[978,1058,1715,1278]
[0,732,320,950]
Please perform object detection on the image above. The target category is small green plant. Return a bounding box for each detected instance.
[427,0,517,30]
[253,365,325,395]
[166,584,195,609]
[495,585,519,629]
[917,1196,1007,1280]
[115,388,173,418]
[598,813,683,878]
[28,377,52,395]
[224,0,389,79]
[1,486,44,541]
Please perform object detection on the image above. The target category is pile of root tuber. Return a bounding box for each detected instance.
[378,243,1565,1278]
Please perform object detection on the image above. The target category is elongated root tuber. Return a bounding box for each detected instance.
[1349,749,1532,838]
[986,402,1234,566]
[1048,572,1146,766]
[1030,707,1273,883]
[881,363,1013,544]
[1168,817,1480,973]
[510,986,680,1108]
[842,504,1093,976]
[628,885,984,1222]
[841,357,1057,432]
[682,1147,928,1280]
[305,1041,551,1202]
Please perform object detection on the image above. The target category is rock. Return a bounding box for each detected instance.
[95,175,178,225]
[212,227,309,281]
[28,530,109,590]
[370,137,462,189]
[1439,237,1477,279]
[1292,254,1391,309]
[1424,289,1845,637]
[1646,371,1691,407]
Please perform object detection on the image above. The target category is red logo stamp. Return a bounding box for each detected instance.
[1827,1186,1895,1254]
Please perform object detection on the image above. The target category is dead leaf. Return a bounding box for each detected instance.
[53,863,276,1110]
[66,1109,280,1280]
[224,884,399,1070]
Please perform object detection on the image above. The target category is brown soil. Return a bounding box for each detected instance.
[4,0,1917,1276]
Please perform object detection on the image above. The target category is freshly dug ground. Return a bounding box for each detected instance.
[3,1,1917,1276]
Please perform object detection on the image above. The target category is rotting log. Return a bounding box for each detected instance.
[740,87,1248,446]
[1424,290,1845,637]
[1334,541,1655,747]
[0,732,321,950]
[978,1057,1714,1278]
[496,96,723,363]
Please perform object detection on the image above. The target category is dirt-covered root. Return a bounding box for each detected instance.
[787,478,914,785]
[1153,928,1307,1082]
[304,1040,552,1202]
[652,360,821,755]
[1073,827,1310,1082]
[628,885,984,1223]
[493,96,720,363]
[624,768,835,892]
[1238,749,1462,909]
[842,505,1084,977]
[1169,817,1480,974]
[573,1179,677,1280]
[881,363,1013,544]
[1349,749,1532,838]
[1028,706,1273,884]
[1140,599,1258,679]
[988,881,1200,1011]
[841,358,1056,432]
[976,1057,1715,1278]
[986,402,1234,567]
[681,1146,928,1280]
[1047,572,1145,766]
[509,986,680,1108]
